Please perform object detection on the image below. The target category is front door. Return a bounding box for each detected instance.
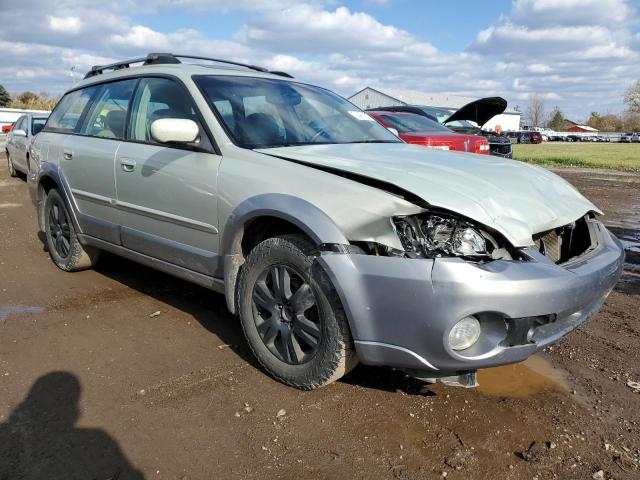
[114,77,222,276]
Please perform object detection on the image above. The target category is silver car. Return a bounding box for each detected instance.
[29,53,624,390]
[5,113,49,177]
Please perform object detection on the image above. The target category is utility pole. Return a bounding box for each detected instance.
[69,66,78,85]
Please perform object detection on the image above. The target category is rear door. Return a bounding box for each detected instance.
[114,76,222,276]
[59,79,137,242]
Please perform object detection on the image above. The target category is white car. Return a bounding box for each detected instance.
[5,113,49,177]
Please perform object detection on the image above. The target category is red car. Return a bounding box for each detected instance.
[368,110,490,154]
[2,123,14,134]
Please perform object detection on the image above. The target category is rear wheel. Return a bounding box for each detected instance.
[6,150,17,177]
[238,234,357,389]
[44,189,100,271]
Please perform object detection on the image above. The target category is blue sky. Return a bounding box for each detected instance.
[134,1,513,52]
[1,0,638,120]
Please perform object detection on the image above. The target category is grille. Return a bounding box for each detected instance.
[534,216,594,264]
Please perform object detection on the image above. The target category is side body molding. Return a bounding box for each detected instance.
[221,193,349,314]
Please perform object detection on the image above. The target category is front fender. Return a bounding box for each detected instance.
[221,193,349,314]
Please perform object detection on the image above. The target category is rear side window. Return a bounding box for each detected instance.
[79,79,137,139]
[46,87,97,132]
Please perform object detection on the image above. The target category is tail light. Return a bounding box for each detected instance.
[473,139,490,154]
[409,140,453,151]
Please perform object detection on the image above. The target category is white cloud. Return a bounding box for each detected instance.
[236,5,436,55]
[510,0,633,27]
[48,15,84,34]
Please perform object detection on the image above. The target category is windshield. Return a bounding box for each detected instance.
[194,75,400,148]
[378,113,451,133]
[31,117,48,135]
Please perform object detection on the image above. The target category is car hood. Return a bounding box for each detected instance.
[444,97,507,126]
[256,143,600,247]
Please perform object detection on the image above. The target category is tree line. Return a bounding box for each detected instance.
[526,81,640,132]
[0,84,60,111]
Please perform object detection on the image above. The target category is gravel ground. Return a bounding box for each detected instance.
[0,154,638,480]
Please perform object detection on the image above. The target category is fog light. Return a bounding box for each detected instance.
[449,316,481,351]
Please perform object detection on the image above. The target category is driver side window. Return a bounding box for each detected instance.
[129,77,208,149]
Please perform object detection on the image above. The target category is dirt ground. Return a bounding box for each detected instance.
[0,154,638,480]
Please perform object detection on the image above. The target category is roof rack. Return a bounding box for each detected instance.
[83,53,294,79]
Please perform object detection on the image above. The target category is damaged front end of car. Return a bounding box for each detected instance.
[314,208,624,390]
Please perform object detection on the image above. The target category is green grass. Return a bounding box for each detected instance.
[512,143,640,171]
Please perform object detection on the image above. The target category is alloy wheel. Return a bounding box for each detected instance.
[252,265,322,365]
[48,201,71,258]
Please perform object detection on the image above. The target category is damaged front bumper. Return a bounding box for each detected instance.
[318,221,624,377]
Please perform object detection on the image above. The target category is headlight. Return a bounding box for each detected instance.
[449,316,482,351]
[393,213,489,258]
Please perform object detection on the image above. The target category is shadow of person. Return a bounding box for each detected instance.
[0,371,144,480]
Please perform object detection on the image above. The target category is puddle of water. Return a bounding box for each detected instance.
[477,355,569,398]
[0,305,45,322]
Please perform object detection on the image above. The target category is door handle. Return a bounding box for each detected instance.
[120,158,136,172]
[63,151,73,161]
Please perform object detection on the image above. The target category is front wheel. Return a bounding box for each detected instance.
[44,189,100,271]
[238,234,357,389]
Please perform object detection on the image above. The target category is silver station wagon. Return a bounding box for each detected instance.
[29,53,624,390]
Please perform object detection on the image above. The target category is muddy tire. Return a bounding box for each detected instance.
[7,150,17,177]
[238,234,357,390]
[44,189,100,271]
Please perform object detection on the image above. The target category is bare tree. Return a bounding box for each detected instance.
[624,80,640,113]
[526,93,546,128]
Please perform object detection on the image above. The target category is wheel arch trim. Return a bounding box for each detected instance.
[35,163,82,235]
[221,193,349,314]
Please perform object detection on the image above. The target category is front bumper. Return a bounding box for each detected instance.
[318,222,624,374]
[489,140,513,158]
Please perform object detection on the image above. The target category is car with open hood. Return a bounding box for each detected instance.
[28,53,624,390]
[368,97,513,158]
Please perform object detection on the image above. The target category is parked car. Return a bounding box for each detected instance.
[632,133,639,143]
[30,53,624,390]
[620,133,633,143]
[5,113,49,177]
[367,110,489,154]
[505,131,543,144]
[2,123,14,134]
[368,98,513,158]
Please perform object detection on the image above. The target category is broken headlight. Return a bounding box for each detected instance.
[393,213,493,259]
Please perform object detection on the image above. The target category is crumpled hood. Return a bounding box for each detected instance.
[256,143,600,247]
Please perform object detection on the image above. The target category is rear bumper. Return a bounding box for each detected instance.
[318,222,624,374]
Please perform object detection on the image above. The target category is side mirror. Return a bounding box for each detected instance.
[12,129,27,137]
[150,118,199,144]
[387,127,399,136]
